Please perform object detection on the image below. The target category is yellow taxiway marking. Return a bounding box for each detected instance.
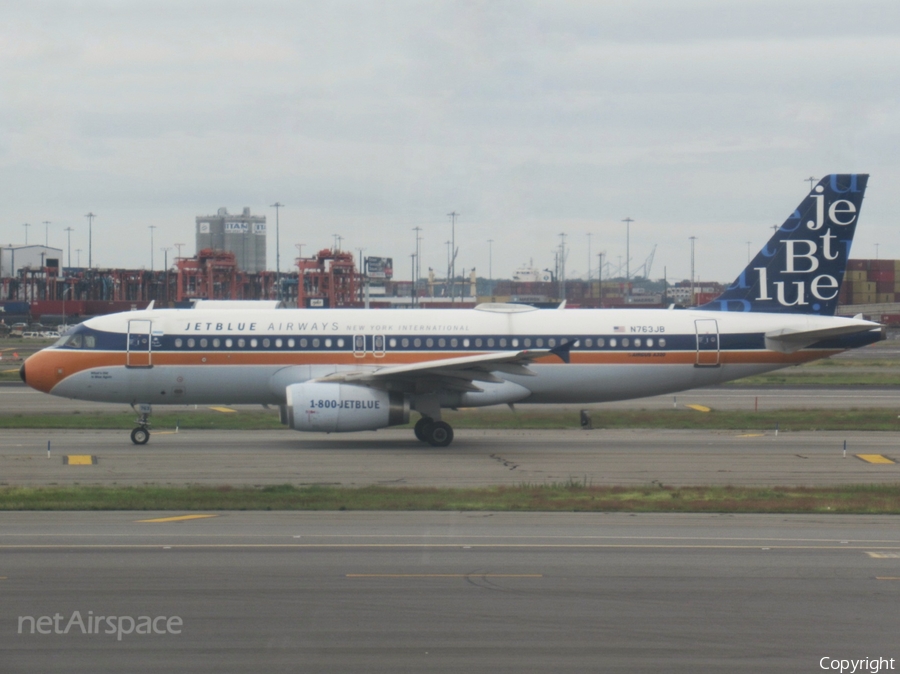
[866,552,900,559]
[136,514,220,523]
[685,404,711,413]
[152,431,179,436]
[2,368,21,373]
[63,455,95,465]
[737,433,764,437]
[208,406,237,414]
[346,574,543,578]
[856,454,896,464]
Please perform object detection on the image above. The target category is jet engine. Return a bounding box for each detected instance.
[284,382,409,432]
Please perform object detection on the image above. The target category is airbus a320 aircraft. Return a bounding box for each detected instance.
[22,174,881,446]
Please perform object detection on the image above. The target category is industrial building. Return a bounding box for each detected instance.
[196,207,266,273]
[0,245,62,278]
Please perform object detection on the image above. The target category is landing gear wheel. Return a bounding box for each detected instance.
[426,421,454,447]
[414,417,433,443]
[130,427,150,445]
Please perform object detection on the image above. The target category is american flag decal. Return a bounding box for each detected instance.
[613,326,626,333]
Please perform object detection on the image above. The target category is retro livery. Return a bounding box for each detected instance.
[21,175,882,446]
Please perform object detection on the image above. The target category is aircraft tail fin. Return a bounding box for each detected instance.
[698,174,868,315]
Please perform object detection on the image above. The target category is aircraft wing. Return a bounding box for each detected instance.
[764,322,881,354]
[315,345,573,393]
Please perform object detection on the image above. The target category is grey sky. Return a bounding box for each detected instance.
[2,0,899,284]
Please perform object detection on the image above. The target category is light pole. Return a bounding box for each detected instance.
[161,247,172,304]
[447,212,459,302]
[76,249,82,267]
[43,221,51,247]
[22,223,30,245]
[598,252,604,308]
[586,232,592,285]
[61,286,73,332]
[85,213,95,268]
[295,243,305,259]
[174,243,185,260]
[148,225,156,271]
[270,202,283,299]
[64,227,74,269]
[805,176,817,192]
[622,217,634,283]
[689,236,698,306]
[487,239,494,299]
[413,227,422,306]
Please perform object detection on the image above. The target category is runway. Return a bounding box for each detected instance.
[1,511,898,673]
[2,427,899,487]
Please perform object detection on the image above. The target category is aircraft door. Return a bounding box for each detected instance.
[694,319,720,367]
[127,319,153,368]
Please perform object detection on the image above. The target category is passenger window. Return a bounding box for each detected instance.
[610,338,617,347]
[658,338,666,348]
[276,339,283,348]
[213,338,221,348]
[597,338,605,347]
[438,338,446,347]
[622,338,629,347]
[548,338,556,347]
[634,338,641,347]
[463,339,470,347]
[250,339,258,348]
[524,338,531,347]
[536,338,543,347]
[511,338,518,347]
[389,338,397,348]
[450,338,458,347]
[187,338,196,348]
[414,338,421,347]
[499,338,507,347]
[263,338,271,348]
[200,338,208,348]
[402,338,409,347]
[226,339,233,347]
[300,338,307,347]
[487,338,495,347]
[175,338,183,348]
[238,338,246,348]
[585,338,593,348]
[475,338,482,347]
[312,338,320,347]
[288,339,295,348]
[646,338,653,348]
[325,339,332,348]
[337,338,344,348]
[426,338,434,347]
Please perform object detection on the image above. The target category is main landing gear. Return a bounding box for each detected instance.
[130,404,152,445]
[414,417,454,447]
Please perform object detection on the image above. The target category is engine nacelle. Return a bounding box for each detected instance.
[285,382,409,432]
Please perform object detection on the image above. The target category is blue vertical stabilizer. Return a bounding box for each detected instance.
[699,174,868,315]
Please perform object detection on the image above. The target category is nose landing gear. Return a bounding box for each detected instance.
[130,404,152,445]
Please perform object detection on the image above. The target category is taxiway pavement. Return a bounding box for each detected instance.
[2,511,898,673]
[1,427,898,487]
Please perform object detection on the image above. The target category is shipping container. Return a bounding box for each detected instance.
[846,270,867,282]
[876,281,895,294]
[852,293,878,304]
[847,259,868,271]
[877,293,895,303]
[870,270,895,283]
[869,259,895,271]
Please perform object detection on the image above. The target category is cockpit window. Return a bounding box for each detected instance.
[84,335,96,349]
[66,333,84,348]
[61,331,97,349]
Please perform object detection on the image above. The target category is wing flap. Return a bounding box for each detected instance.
[764,322,880,354]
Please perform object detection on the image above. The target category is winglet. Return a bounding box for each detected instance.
[549,339,577,364]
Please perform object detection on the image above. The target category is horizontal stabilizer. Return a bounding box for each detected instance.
[764,322,880,354]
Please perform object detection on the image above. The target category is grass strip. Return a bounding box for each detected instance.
[2,483,899,514]
[2,408,900,431]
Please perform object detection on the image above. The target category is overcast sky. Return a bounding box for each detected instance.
[2,0,899,284]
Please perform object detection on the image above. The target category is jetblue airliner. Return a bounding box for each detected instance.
[22,175,881,446]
